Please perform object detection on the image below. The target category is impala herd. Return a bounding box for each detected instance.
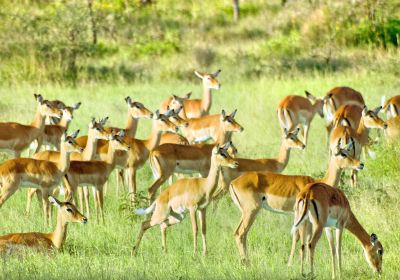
[0,69,397,278]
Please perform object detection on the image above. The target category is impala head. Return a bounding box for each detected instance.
[305,91,324,118]
[34,94,63,119]
[88,117,110,140]
[125,96,154,119]
[283,127,306,149]
[212,143,239,169]
[333,137,364,171]
[194,69,221,90]
[170,92,191,111]
[62,130,84,153]
[220,109,244,133]
[62,102,81,122]
[153,110,179,133]
[165,106,189,127]
[362,106,387,130]
[108,130,131,151]
[225,140,238,157]
[49,196,87,224]
[364,233,383,273]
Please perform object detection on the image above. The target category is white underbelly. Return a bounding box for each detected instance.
[325,216,339,228]
[21,180,41,188]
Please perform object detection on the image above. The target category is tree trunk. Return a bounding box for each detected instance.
[233,0,239,21]
[87,0,97,45]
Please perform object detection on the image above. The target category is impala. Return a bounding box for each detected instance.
[0,94,62,158]
[33,102,81,153]
[277,92,324,145]
[147,111,243,201]
[132,143,239,256]
[0,131,83,225]
[384,115,400,142]
[292,182,383,278]
[181,109,243,144]
[26,118,110,217]
[62,130,130,223]
[160,92,191,119]
[228,138,363,263]
[160,106,190,145]
[381,95,400,119]
[160,70,221,119]
[329,105,387,187]
[0,196,87,254]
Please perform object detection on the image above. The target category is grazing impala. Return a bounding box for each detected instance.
[229,138,363,263]
[147,112,243,201]
[160,70,221,119]
[26,118,110,217]
[63,130,131,223]
[277,92,324,145]
[181,109,243,144]
[33,102,81,153]
[382,95,400,119]
[0,196,87,254]
[330,105,387,187]
[160,92,191,118]
[0,94,62,158]
[0,131,83,225]
[132,143,238,256]
[292,182,383,278]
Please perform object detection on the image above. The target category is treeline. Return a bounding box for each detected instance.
[0,0,399,85]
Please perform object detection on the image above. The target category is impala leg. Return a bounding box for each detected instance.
[78,187,84,213]
[308,225,324,277]
[199,208,207,256]
[325,228,337,279]
[132,220,153,256]
[160,215,182,253]
[26,188,37,216]
[336,228,343,277]
[148,174,170,203]
[127,167,137,203]
[189,207,198,257]
[41,189,51,226]
[0,182,20,207]
[97,185,105,224]
[303,124,310,146]
[14,150,21,158]
[351,170,358,187]
[288,228,300,266]
[234,208,259,264]
[83,186,90,219]
[35,136,43,154]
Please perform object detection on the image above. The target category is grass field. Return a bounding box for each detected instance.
[0,70,400,279]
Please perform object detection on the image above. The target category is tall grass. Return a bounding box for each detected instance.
[0,71,399,279]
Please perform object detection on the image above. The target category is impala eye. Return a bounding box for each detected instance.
[68,140,73,144]
[378,248,383,256]
[66,208,73,213]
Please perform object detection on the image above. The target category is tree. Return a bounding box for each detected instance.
[233,0,239,21]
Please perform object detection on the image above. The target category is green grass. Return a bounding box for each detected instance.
[0,70,400,279]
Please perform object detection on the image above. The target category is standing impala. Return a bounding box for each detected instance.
[26,118,110,218]
[0,94,62,158]
[0,196,87,254]
[0,131,83,225]
[382,95,400,119]
[277,92,324,145]
[292,182,383,278]
[228,138,363,263]
[160,70,221,119]
[132,143,239,257]
[147,111,243,201]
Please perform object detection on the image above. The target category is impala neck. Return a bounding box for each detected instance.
[50,212,68,249]
[321,158,342,187]
[205,158,221,197]
[31,109,46,131]
[58,118,71,129]
[276,142,291,172]
[57,143,71,174]
[105,143,118,168]
[144,122,162,151]
[216,129,232,145]
[82,131,99,161]
[201,85,212,114]
[356,118,369,142]
[345,212,371,248]
[125,113,139,138]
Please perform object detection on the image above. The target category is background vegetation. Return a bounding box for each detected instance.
[0,0,399,279]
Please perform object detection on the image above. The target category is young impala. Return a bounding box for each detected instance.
[229,138,363,264]
[0,196,87,254]
[292,182,383,278]
[160,70,221,119]
[0,94,62,158]
[0,131,83,225]
[132,143,239,256]
[277,92,324,145]
[381,95,400,119]
[26,118,110,217]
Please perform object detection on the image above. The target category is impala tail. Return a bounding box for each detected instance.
[134,201,156,216]
[291,198,310,236]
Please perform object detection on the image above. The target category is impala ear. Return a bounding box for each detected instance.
[283,128,288,137]
[48,196,61,208]
[221,109,226,120]
[185,92,192,99]
[347,138,355,151]
[61,132,67,141]
[125,96,132,106]
[212,69,221,77]
[90,117,96,128]
[373,106,382,115]
[172,95,178,100]
[194,70,203,79]
[100,117,109,126]
[214,144,220,154]
[119,130,125,137]
[34,94,44,104]
[294,127,300,136]
[230,109,237,118]
[381,96,386,108]
[362,106,368,116]
[155,110,161,119]
[73,102,81,110]
[370,233,378,246]
[71,129,80,139]
[305,91,316,102]
[222,142,230,150]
